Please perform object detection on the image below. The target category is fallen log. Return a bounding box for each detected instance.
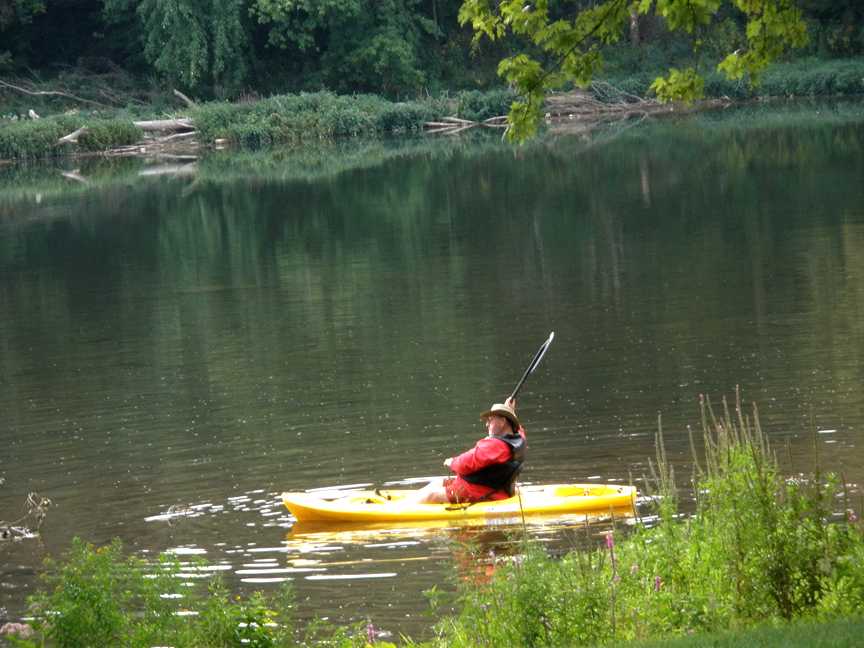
[133,118,194,132]
[157,130,198,142]
[423,114,510,134]
[439,116,475,125]
[58,126,89,144]
[424,121,465,128]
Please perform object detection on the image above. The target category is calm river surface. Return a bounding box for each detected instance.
[2,100,864,635]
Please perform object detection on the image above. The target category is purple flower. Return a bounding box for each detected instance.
[847,509,859,523]
[605,532,614,550]
[654,576,663,592]
[366,622,377,643]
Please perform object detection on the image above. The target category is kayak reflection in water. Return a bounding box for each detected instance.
[411,397,527,504]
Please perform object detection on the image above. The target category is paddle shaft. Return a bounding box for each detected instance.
[509,332,555,400]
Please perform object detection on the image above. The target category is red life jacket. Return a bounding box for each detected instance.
[460,432,526,496]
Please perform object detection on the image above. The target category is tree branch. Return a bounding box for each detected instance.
[173,89,197,108]
[0,80,108,107]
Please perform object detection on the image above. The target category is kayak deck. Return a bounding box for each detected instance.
[282,483,636,523]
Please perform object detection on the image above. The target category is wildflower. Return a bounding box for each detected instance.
[0,623,33,639]
[605,532,614,550]
[366,622,378,643]
[630,563,639,576]
[654,575,663,592]
[847,509,858,523]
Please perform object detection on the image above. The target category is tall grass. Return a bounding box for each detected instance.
[0,116,141,161]
[192,91,447,147]
[432,392,864,647]
[600,57,864,101]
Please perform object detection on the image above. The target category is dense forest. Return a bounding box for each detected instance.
[1,0,862,100]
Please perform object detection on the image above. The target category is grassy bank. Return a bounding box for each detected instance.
[1,57,862,161]
[0,116,141,161]
[604,57,864,102]
[618,616,864,648]
[0,89,517,162]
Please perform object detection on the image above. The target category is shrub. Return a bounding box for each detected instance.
[15,538,301,648]
[191,90,446,147]
[75,121,142,151]
[456,89,515,122]
[0,117,142,161]
[192,101,256,140]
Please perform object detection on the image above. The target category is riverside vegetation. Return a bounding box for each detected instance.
[7,393,864,647]
[2,56,864,163]
[2,0,864,159]
[0,88,520,162]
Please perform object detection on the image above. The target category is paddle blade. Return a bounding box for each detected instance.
[509,331,555,400]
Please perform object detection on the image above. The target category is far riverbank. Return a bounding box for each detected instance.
[1,57,863,164]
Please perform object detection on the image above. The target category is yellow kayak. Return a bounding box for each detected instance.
[282,483,636,523]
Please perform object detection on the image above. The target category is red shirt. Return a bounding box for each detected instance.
[446,426,526,502]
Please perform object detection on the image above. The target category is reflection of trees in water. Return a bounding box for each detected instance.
[1,109,864,495]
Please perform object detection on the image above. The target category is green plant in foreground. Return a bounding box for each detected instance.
[13,538,306,648]
[433,392,864,647]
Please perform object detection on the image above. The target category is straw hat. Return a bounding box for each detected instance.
[480,402,520,429]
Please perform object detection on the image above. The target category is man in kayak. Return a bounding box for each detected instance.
[412,397,526,504]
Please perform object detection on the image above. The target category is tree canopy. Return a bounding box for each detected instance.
[459,0,810,140]
[0,0,861,118]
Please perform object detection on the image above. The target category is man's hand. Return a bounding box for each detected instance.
[505,396,517,410]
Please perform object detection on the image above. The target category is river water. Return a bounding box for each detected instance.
[1,100,864,636]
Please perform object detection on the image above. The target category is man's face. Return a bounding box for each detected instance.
[486,414,510,436]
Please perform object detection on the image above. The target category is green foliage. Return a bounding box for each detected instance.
[19,538,186,647]
[602,56,864,100]
[699,57,864,98]
[433,394,864,646]
[758,57,864,96]
[103,0,250,95]
[611,616,864,647]
[0,116,142,161]
[650,67,706,102]
[192,91,443,146]
[0,118,69,160]
[13,538,304,648]
[0,0,44,29]
[0,0,45,69]
[456,88,515,121]
[251,0,435,97]
[76,121,142,152]
[460,0,811,141]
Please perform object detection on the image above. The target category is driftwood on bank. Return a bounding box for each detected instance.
[56,115,200,158]
[423,115,509,136]
[423,83,711,137]
[133,117,194,132]
[1,492,51,542]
